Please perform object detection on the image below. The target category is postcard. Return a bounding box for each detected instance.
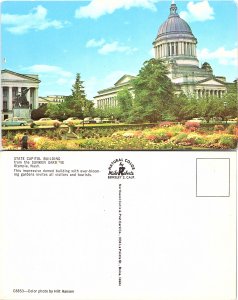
[0,0,237,299]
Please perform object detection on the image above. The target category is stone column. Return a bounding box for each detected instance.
[34,88,39,109]
[9,87,13,110]
[27,88,31,106]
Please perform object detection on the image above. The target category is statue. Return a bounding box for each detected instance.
[14,88,30,108]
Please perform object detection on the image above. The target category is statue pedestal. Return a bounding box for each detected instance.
[13,108,31,119]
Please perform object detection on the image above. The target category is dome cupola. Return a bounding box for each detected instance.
[153,2,199,68]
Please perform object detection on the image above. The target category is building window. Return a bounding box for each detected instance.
[3,101,8,111]
[12,87,18,97]
[3,87,8,97]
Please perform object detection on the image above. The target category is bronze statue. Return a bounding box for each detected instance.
[14,88,30,108]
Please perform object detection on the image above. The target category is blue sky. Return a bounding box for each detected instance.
[1,0,237,99]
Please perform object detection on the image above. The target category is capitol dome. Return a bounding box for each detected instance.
[153,2,199,67]
[157,3,195,40]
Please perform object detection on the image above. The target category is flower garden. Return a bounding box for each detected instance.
[2,122,238,151]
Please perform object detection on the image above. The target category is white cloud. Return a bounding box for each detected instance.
[75,0,158,19]
[197,47,238,66]
[180,1,214,22]
[86,38,105,48]
[98,41,137,55]
[2,5,68,34]
[24,64,73,78]
[23,65,75,96]
[86,38,137,55]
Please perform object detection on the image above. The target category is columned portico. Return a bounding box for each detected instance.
[1,69,40,120]
[195,88,226,98]
[1,86,39,110]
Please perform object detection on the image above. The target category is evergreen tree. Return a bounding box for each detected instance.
[47,73,95,120]
[64,73,87,118]
[131,58,174,123]
[72,73,86,101]
[116,88,133,121]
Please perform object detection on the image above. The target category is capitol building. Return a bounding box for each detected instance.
[94,2,227,109]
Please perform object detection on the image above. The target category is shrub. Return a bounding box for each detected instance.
[145,135,157,142]
[30,122,37,128]
[13,133,23,144]
[186,133,206,145]
[122,132,136,138]
[159,121,174,127]
[171,133,188,144]
[219,134,237,149]
[214,124,225,132]
[143,130,167,142]
[184,121,200,131]
[205,134,221,146]
[53,121,61,128]
[166,125,184,135]
[226,124,236,135]
[28,140,37,150]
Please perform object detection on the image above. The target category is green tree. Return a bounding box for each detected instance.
[31,104,48,120]
[94,106,121,120]
[221,90,237,120]
[116,88,133,121]
[64,73,88,118]
[131,58,174,123]
[46,73,95,120]
[46,103,69,120]
[197,97,221,123]
[169,93,195,121]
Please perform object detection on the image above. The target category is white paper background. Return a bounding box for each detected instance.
[0,150,236,300]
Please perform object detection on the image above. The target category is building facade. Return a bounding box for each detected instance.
[1,69,40,120]
[94,2,227,108]
[38,95,66,106]
[94,75,135,109]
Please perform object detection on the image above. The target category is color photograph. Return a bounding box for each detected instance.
[1,0,237,150]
